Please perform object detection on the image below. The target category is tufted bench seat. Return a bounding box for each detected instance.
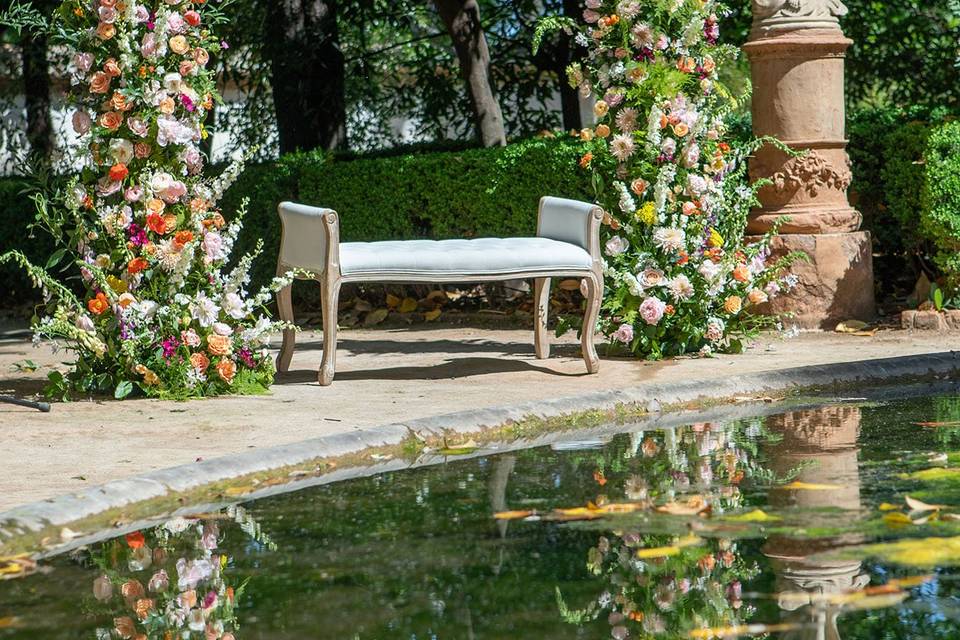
[274,196,604,385]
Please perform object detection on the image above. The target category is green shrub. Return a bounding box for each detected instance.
[922,121,960,283]
[0,138,590,310]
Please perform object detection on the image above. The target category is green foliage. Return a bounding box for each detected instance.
[921,122,960,285]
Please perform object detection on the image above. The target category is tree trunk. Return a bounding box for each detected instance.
[434,0,506,147]
[266,0,347,153]
[21,29,53,165]
[558,0,582,131]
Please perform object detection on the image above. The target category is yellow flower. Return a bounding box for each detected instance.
[635,202,657,226]
[593,100,609,118]
[107,275,128,293]
[708,228,724,248]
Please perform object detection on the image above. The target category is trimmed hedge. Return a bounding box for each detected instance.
[922,121,960,280]
[0,138,591,309]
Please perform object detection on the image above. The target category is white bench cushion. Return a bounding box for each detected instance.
[340,237,593,279]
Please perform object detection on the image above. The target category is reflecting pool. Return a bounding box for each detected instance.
[6,394,960,638]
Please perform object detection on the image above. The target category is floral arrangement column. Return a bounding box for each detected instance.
[2,0,292,399]
[547,0,800,359]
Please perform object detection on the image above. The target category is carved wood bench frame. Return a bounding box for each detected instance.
[274,196,604,386]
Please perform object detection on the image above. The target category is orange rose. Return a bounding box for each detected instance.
[579,152,593,168]
[100,111,122,131]
[121,579,145,604]
[724,295,743,314]
[732,265,751,283]
[190,352,210,372]
[90,71,111,94]
[146,212,168,235]
[672,123,689,137]
[169,35,189,55]
[595,123,611,138]
[174,230,194,248]
[207,334,232,356]
[96,22,116,40]
[216,358,237,384]
[104,58,121,77]
[109,163,128,182]
[128,257,149,274]
[87,292,109,316]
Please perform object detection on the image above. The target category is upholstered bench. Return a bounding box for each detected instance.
[274,196,604,385]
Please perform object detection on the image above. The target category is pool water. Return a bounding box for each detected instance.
[5,394,960,639]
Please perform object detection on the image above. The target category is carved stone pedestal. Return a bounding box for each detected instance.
[745,4,876,328]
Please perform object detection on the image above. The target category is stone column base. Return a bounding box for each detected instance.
[751,231,876,330]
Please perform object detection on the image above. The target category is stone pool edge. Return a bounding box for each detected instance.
[1,350,958,556]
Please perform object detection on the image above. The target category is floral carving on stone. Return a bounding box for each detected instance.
[768,150,852,197]
[752,0,848,35]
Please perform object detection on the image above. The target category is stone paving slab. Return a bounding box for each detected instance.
[0,323,958,513]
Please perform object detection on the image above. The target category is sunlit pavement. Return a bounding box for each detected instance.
[0,323,957,510]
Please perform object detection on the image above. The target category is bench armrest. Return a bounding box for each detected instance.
[277,201,341,276]
[536,196,604,261]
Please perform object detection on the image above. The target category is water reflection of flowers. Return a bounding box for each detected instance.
[88,506,270,639]
[561,421,773,638]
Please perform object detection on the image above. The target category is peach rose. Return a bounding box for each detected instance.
[593,100,609,118]
[134,598,155,621]
[96,22,116,40]
[113,617,136,638]
[595,124,611,138]
[169,35,189,55]
[158,97,176,115]
[193,48,210,66]
[724,295,742,314]
[121,579,145,605]
[110,91,129,111]
[732,265,751,283]
[207,334,232,356]
[134,142,152,159]
[179,60,195,76]
[146,198,165,216]
[90,71,111,94]
[748,288,768,305]
[672,123,689,137]
[100,111,123,131]
[104,58,121,77]
[190,352,210,372]
[216,358,236,383]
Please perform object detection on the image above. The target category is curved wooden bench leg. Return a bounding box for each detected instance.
[275,265,295,373]
[319,273,341,386]
[533,277,551,359]
[581,273,602,374]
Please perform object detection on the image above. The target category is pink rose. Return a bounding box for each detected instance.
[74,52,94,73]
[127,117,149,137]
[612,323,634,344]
[166,12,186,33]
[124,186,144,202]
[147,569,169,592]
[72,110,91,134]
[202,232,225,261]
[134,142,152,159]
[639,297,666,326]
[583,9,600,23]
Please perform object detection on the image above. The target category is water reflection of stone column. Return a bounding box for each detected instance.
[762,406,868,640]
[745,0,875,328]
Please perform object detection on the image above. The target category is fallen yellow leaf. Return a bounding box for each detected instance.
[835,320,869,333]
[656,496,709,516]
[223,486,255,497]
[364,308,389,326]
[399,297,418,313]
[723,509,781,523]
[779,481,841,491]
[385,294,401,309]
[689,623,800,638]
[883,512,914,526]
[424,309,442,321]
[0,617,20,629]
[493,510,535,520]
